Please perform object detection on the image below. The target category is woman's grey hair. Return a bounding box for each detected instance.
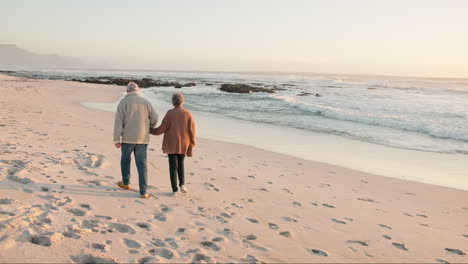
[127,82,139,93]
[172,92,185,107]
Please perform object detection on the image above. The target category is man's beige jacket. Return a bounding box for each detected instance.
[113,92,158,144]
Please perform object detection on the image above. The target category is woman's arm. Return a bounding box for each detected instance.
[188,114,196,146]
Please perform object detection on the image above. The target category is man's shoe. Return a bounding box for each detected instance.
[172,192,178,197]
[140,193,149,198]
[117,181,130,190]
[180,185,188,193]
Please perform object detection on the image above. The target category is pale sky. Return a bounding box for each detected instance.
[1,0,468,78]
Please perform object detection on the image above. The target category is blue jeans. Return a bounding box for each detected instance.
[121,143,148,195]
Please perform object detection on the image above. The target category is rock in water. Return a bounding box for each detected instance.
[219,84,274,94]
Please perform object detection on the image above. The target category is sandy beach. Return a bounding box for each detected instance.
[0,74,467,263]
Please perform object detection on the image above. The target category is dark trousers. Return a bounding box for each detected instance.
[168,154,185,192]
[121,143,148,195]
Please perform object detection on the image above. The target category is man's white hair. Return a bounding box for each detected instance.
[127,82,139,92]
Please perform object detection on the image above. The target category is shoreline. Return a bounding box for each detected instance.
[80,82,468,191]
[0,74,467,263]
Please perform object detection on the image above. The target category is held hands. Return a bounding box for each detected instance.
[115,143,121,148]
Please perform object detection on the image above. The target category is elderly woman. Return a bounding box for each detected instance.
[150,92,196,196]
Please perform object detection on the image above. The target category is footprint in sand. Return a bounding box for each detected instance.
[91,243,107,251]
[246,218,259,224]
[242,239,268,252]
[378,224,392,229]
[154,212,167,222]
[160,204,172,213]
[94,215,112,220]
[7,175,32,184]
[268,223,279,230]
[282,216,298,222]
[62,227,82,239]
[149,248,174,259]
[220,212,232,219]
[322,204,335,208]
[231,203,243,208]
[82,219,101,230]
[0,211,15,216]
[308,248,328,257]
[108,223,136,234]
[124,238,141,249]
[136,222,151,231]
[416,214,428,218]
[445,248,465,255]
[357,198,378,203]
[212,237,224,242]
[220,228,231,236]
[244,255,263,264]
[292,202,302,207]
[279,231,292,238]
[216,216,229,224]
[28,232,62,247]
[79,204,91,210]
[192,253,214,263]
[347,240,369,247]
[332,218,346,224]
[201,241,221,251]
[164,238,179,249]
[245,235,257,241]
[151,238,167,247]
[383,235,392,240]
[435,259,449,264]
[282,188,293,194]
[70,254,118,264]
[392,242,408,251]
[138,256,157,264]
[68,208,87,217]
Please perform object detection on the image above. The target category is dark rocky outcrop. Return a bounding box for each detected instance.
[70,76,197,88]
[297,92,321,97]
[219,84,274,94]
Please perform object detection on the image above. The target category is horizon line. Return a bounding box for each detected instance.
[1,66,468,81]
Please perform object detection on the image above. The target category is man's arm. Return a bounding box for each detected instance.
[148,103,158,128]
[113,102,125,146]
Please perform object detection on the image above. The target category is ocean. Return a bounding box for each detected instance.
[4,68,468,190]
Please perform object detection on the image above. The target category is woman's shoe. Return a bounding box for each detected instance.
[117,181,130,190]
[140,193,149,198]
[180,185,188,193]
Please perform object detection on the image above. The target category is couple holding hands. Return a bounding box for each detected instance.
[113,82,196,198]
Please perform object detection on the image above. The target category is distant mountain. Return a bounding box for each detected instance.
[0,44,91,68]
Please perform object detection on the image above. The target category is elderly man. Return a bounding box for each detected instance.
[113,82,158,198]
